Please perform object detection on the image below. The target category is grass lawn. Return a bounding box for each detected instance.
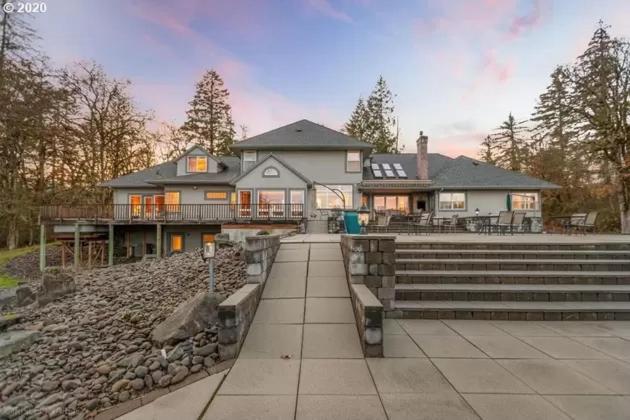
[0,245,39,289]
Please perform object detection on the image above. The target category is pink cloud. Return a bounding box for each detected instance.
[305,0,353,22]
[508,0,545,39]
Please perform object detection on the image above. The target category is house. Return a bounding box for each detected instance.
[40,119,558,262]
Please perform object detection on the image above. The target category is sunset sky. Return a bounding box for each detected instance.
[33,0,630,157]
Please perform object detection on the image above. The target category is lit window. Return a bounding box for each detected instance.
[511,192,538,210]
[290,190,305,217]
[262,167,279,177]
[346,151,361,172]
[165,191,180,205]
[439,192,466,210]
[205,191,228,200]
[315,185,353,209]
[374,196,409,213]
[187,156,208,173]
[257,190,286,218]
[243,151,256,162]
[170,234,184,253]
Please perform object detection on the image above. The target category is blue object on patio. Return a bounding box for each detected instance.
[344,211,361,234]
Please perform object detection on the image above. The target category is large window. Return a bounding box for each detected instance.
[257,190,285,217]
[187,156,208,173]
[511,192,538,210]
[315,185,353,209]
[290,190,305,217]
[374,195,409,213]
[346,151,361,172]
[439,192,466,210]
[165,191,180,215]
[129,194,142,217]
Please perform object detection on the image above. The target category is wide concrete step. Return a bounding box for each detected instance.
[395,249,630,260]
[395,283,630,302]
[393,300,630,320]
[396,258,630,272]
[395,270,630,285]
[395,242,630,251]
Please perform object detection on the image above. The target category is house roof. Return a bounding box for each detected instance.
[365,153,559,190]
[231,119,373,151]
[100,156,240,188]
[229,153,312,186]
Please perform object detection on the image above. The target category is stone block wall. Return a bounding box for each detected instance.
[340,235,396,312]
[218,234,280,360]
[217,284,260,360]
[244,234,281,284]
[350,284,383,357]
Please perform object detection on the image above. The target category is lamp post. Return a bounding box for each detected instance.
[358,207,370,235]
[203,242,216,293]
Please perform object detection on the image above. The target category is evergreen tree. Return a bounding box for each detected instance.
[491,113,529,172]
[570,21,630,232]
[182,70,235,155]
[345,76,397,153]
[479,135,496,164]
[344,97,369,140]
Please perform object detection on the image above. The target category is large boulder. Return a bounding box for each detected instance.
[16,286,36,307]
[37,268,76,306]
[151,292,222,346]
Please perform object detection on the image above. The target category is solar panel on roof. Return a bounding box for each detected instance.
[396,169,407,177]
[393,163,403,170]
[371,163,380,170]
[373,170,383,178]
[384,169,395,177]
[382,163,391,170]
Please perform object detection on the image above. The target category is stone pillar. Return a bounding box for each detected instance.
[39,224,46,272]
[156,223,162,259]
[108,224,114,266]
[74,223,81,269]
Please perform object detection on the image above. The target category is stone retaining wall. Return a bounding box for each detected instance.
[218,234,281,359]
[340,234,396,312]
[350,284,383,357]
[244,234,281,284]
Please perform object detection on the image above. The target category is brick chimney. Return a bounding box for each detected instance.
[416,131,429,180]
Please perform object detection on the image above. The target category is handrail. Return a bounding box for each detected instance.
[40,203,305,222]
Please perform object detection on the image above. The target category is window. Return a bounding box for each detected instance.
[205,191,228,200]
[243,151,256,162]
[262,167,279,177]
[129,195,142,217]
[439,192,466,210]
[187,156,208,173]
[165,191,180,215]
[170,234,184,253]
[202,233,215,247]
[315,185,353,209]
[373,196,409,213]
[257,190,285,217]
[238,190,252,217]
[290,190,305,217]
[346,151,361,172]
[511,192,538,210]
[154,195,165,214]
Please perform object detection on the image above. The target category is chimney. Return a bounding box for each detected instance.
[416,131,429,180]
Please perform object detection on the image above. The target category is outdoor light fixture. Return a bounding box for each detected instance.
[203,242,216,292]
[475,208,480,217]
[358,207,370,235]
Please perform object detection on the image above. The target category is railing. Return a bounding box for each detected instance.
[41,204,305,223]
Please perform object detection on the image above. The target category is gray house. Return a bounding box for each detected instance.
[41,119,558,261]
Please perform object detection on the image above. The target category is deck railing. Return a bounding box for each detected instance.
[41,204,305,223]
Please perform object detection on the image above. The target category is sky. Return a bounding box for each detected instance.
[31,0,630,158]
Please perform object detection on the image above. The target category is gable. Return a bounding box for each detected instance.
[233,154,310,189]
[175,145,222,175]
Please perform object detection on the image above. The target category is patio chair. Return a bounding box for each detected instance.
[562,213,587,234]
[373,214,391,233]
[490,211,513,235]
[407,212,423,234]
[412,211,433,235]
[441,214,459,233]
[565,211,598,234]
[510,211,527,234]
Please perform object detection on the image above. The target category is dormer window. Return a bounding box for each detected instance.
[243,151,256,163]
[187,156,208,173]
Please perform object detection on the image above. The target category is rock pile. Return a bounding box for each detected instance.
[0,247,247,418]
[5,246,62,282]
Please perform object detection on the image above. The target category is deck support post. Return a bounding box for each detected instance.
[156,223,162,259]
[39,224,46,272]
[74,223,80,269]
[108,224,114,266]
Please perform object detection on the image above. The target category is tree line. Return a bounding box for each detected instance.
[482,22,630,233]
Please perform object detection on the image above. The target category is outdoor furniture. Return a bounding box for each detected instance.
[510,211,527,234]
[489,211,514,235]
[373,214,391,233]
[411,211,433,235]
[441,214,459,233]
[564,211,598,234]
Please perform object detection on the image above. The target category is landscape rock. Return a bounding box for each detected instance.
[37,268,76,306]
[15,286,36,307]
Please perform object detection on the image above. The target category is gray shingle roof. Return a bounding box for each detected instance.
[231,119,373,151]
[100,156,240,188]
[365,153,559,190]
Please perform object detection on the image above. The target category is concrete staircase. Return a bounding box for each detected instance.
[393,241,630,320]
